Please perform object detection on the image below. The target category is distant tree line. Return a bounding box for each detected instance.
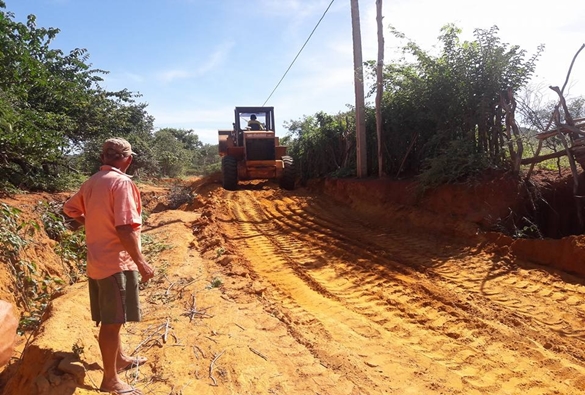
[0,2,219,194]
[282,24,584,188]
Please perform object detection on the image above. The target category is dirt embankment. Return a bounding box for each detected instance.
[2,171,585,394]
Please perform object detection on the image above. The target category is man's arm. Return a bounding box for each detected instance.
[116,225,155,282]
[63,193,85,226]
[70,216,86,226]
[0,300,18,367]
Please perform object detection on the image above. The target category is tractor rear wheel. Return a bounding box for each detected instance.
[279,156,296,190]
[221,156,238,190]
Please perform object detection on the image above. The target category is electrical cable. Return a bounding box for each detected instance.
[262,0,336,106]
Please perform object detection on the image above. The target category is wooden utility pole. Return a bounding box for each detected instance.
[350,0,367,178]
[375,0,384,177]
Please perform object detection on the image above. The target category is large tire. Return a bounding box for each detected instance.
[221,156,238,190]
[279,156,296,190]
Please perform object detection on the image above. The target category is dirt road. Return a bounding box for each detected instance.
[207,182,585,395]
[4,178,585,394]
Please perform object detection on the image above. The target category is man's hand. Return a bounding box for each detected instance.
[0,300,18,367]
[116,224,155,283]
[137,261,155,283]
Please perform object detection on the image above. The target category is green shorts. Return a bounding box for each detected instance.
[88,271,141,325]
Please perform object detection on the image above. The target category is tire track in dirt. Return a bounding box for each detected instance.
[299,196,585,355]
[215,185,585,394]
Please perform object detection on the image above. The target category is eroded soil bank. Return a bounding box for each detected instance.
[2,171,585,395]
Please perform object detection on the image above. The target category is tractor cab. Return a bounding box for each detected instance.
[231,107,275,146]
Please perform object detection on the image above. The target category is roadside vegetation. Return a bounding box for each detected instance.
[282,26,583,189]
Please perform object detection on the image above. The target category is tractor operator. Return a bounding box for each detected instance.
[247,114,264,130]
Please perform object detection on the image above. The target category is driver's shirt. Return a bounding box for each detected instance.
[247,120,264,130]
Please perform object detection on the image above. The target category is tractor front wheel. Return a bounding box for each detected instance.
[221,156,238,190]
[279,156,296,190]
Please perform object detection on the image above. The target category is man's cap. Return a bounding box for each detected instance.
[102,137,136,158]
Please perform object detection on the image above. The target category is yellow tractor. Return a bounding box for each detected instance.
[218,106,295,190]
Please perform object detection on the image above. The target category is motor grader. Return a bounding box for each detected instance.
[218,106,295,190]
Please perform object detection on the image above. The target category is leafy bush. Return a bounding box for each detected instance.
[417,138,492,191]
[0,202,64,330]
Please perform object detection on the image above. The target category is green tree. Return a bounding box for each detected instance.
[366,24,543,183]
[284,111,355,181]
[0,2,158,190]
[153,129,193,177]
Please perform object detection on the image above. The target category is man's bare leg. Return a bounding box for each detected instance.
[116,336,147,372]
[99,323,135,392]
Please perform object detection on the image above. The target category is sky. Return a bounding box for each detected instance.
[5,0,585,144]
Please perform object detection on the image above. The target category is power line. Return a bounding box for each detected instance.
[262,0,336,106]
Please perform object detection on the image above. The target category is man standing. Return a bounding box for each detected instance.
[64,137,154,395]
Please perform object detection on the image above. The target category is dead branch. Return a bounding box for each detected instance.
[525,139,543,181]
[131,323,166,355]
[521,149,566,165]
[209,350,226,386]
[249,346,268,361]
[177,277,200,293]
[181,294,213,322]
[165,281,176,297]
[396,133,418,178]
[554,122,583,229]
[550,86,576,131]
[560,43,585,95]
[163,318,170,344]
[193,344,205,359]
[500,88,523,174]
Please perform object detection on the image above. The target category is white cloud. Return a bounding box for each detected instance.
[157,69,191,83]
[194,40,234,75]
[153,40,234,83]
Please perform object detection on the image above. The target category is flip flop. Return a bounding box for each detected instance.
[99,387,143,395]
[117,356,147,373]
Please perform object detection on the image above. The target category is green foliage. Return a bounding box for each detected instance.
[55,229,87,282]
[153,129,194,177]
[0,7,94,186]
[369,24,542,178]
[0,3,220,188]
[284,24,544,185]
[37,200,68,241]
[207,277,223,289]
[215,247,225,258]
[0,203,38,262]
[417,138,490,191]
[190,143,221,176]
[35,200,87,281]
[284,111,355,181]
[0,202,63,331]
[141,233,172,258]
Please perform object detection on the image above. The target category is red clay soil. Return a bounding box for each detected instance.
[2,170,585,394]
